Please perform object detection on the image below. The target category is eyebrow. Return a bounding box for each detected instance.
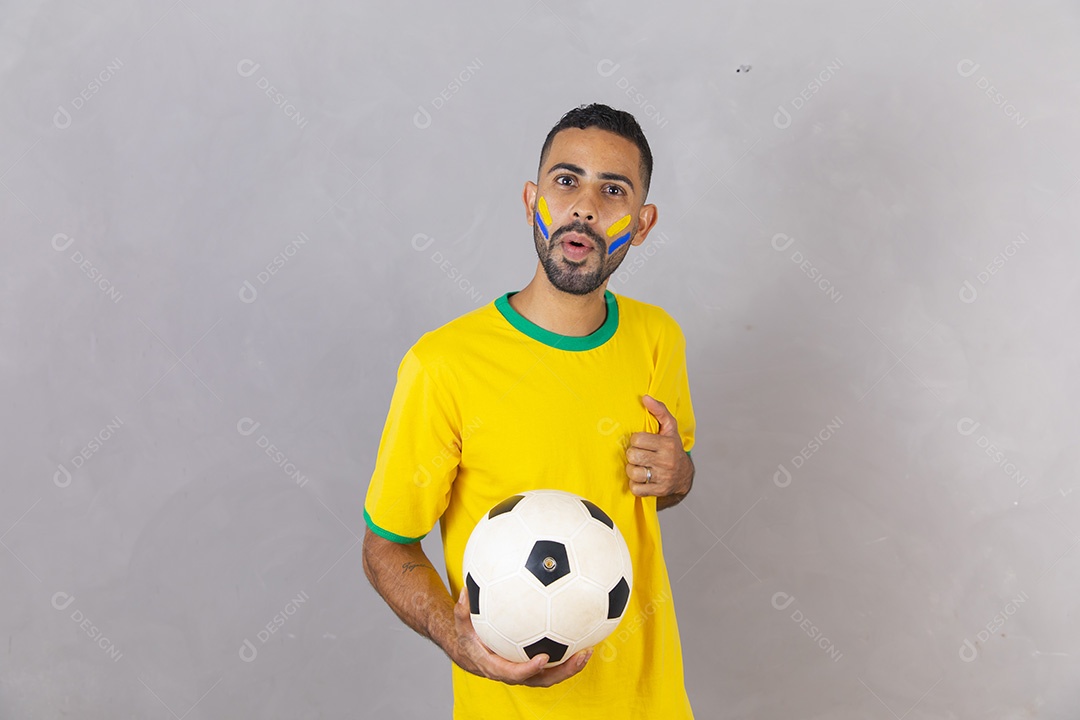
[548,162,636,192]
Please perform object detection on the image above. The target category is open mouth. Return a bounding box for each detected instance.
[558,231,598,261]
[561,237,594,261]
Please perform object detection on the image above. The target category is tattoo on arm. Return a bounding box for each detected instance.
[402,561,432,574]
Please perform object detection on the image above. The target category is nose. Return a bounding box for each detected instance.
[571,190,598,222]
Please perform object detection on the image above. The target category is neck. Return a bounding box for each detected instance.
[508,264,609,337]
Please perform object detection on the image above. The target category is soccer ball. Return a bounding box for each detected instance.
[462,490,633,667]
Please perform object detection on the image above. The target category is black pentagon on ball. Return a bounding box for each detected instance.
[465,573,480,615]
[524,636,569,664]
[525,540,570,586]
[608,577,630,619]
[580,499,614,529]
[488,494,525,519]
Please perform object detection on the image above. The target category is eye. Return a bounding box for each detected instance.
[604,185,626,196]
[555,175,575,186]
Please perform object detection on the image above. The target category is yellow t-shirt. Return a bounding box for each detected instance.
[365,290,696,719]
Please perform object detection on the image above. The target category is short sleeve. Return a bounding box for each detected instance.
[364,347,461,543]
[643,314,696,456]
[671,325,696,455]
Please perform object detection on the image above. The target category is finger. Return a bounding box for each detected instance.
[625,463,651,485]
[454,588,481,640]
[529,654,550,675]
[627,432,661,451]
[454,587,470,618]
[626,465,659,496]
[628,431,675,452]
[524,648,593,687]
[624,446,657,467]
[459,625,545,684]
[486,652,549,684]
[643,394,679,438]
[508,653,549,680]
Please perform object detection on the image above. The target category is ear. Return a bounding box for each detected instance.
[630,203,658,246]
[523,182,538,227]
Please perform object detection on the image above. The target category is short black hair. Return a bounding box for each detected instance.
[538,103,654,198]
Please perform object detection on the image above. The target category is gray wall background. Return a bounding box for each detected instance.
[3,0,1078,717]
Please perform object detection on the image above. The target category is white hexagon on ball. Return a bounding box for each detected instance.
[515,491,590,539]
[463,511,534,584]
[549,580,608,649]
[571,519,632,592]
[481,574,549,658]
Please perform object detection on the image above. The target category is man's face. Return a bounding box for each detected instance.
[524,127,657,296]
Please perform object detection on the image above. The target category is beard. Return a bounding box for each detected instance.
[532,220,630,296]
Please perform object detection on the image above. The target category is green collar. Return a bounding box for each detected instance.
[494,291,619,351]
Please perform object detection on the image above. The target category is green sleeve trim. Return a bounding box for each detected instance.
[686,450,693,459]
[364,507,426,544]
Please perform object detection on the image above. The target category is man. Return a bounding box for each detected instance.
[363,103,697,718]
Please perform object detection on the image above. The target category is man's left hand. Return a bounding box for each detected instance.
[625,394,693,498]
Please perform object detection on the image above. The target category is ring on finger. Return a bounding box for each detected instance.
[645,466,652,483]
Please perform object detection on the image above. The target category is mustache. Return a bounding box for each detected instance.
[551,222,607,249]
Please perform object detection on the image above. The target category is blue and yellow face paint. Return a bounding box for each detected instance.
[535,196,553,240]
[606,214,633,254]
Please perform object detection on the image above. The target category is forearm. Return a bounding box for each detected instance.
[362,523,591,685]
[361,528,458,656]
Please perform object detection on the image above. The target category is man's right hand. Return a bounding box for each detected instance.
[450,588,593,687]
